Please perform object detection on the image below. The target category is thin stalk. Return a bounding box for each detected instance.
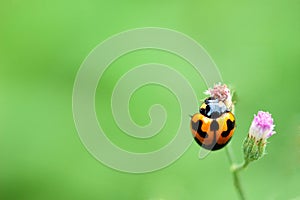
[225,145,249,200]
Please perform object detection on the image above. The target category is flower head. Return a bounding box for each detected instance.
[249,111,275,140]
[243,111,276,162]
[205,83,233,111]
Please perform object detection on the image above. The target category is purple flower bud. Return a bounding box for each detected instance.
[243,111,276,162]
[249,111,275,140]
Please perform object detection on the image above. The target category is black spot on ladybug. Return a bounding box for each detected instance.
[191,120,208,138]
[210,120,219,131]
[199,108,205,114]
[221,119,235,137]
[200,104,210,117]
[211,112,221,119]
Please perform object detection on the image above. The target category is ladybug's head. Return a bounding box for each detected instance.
[200,98,229,119]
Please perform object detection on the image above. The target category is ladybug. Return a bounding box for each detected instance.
[190,97,235,151]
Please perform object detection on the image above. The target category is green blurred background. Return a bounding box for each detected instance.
[1,0,300,199]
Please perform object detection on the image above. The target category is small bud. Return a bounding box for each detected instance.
[243,111,275,162]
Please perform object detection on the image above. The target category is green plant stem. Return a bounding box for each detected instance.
[225,146,249,200]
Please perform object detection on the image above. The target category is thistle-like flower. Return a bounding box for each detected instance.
[205,83,233,111]
[243,111,276,162]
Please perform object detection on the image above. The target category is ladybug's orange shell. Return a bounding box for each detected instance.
[190,112,235,151]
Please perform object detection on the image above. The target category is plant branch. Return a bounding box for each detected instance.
[225,145,249,200]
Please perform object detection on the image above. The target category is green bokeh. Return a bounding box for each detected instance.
[1,1,300,199]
